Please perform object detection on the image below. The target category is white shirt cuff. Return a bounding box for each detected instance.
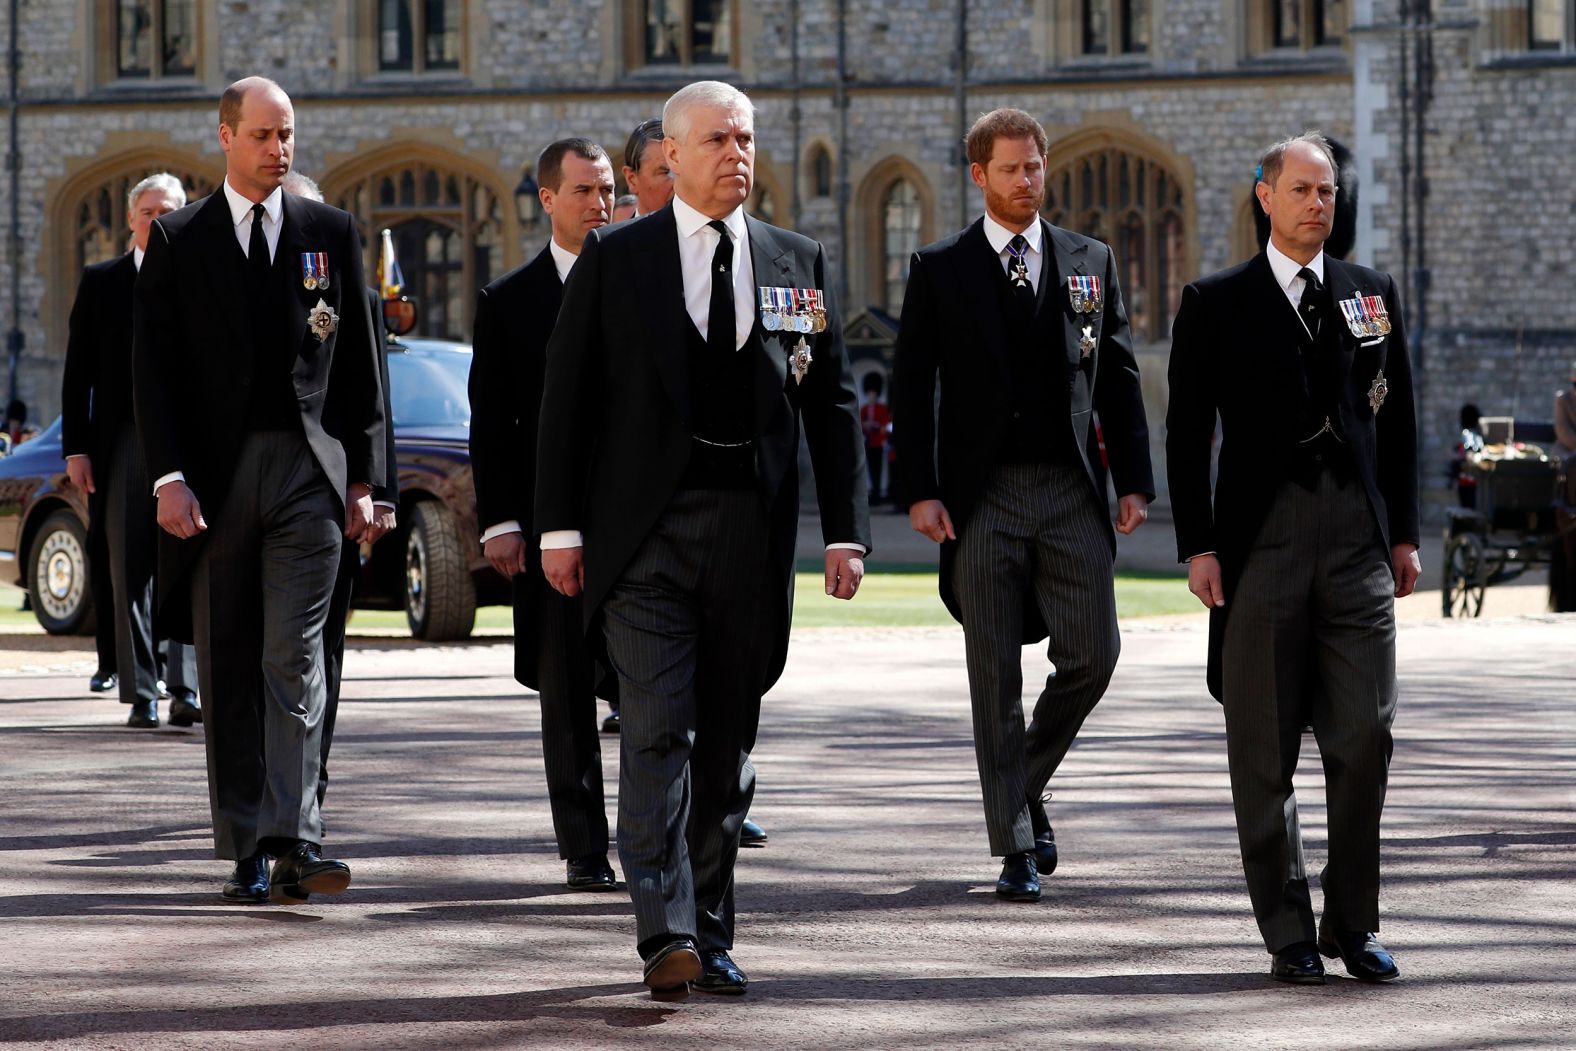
[66,453,88,461]
[540,529,583,550]
[480,520,523,544]
[1184,551,1217,562]
[153,471,185,495]
[373,501,396,512]
[827,542,867,555]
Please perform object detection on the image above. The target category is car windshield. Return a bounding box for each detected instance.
[388,345,472,428]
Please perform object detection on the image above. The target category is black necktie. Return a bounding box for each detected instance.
[247,202,271,281]
[1006,234,1036,313]
[707,219,735,355]
[1297,266,1325,338]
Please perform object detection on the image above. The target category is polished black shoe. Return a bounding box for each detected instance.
[166,691,202,728]
[1270,941,1326,984]
[693,949,748,995]
[565,853,618,891]
[221,853,271,904]
[739,818,768,848]
[1318,928,1400,982]
[643,937,702,993]
[601,709,620,734]
[1030,798,1058,876]
[126,699,159,728]
[89,670,117,693]
[995,850,1040,902]
[269,842,352,905]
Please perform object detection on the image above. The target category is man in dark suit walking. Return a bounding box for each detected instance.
[536,80,869,996]
[1167,132,1419,984]
[63,173,200,728]
[133,77,386,905]
[469,138,620,892]
[893,108,1154,903]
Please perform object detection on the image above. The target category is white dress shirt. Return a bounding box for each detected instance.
[1265,239,1326,340]
[482,237,582,545]
[981,213,1045,295]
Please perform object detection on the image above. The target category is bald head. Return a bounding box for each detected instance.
[220,76,288,133]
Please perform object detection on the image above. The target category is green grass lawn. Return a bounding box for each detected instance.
[1,572,1200,638]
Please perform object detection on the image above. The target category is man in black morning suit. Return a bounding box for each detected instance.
[1166,133,1420,984]
[62,173,199,729]
[893,109,1154,903]
[535,81,870,996]
[133,77,386,905]
[469,138,620,892]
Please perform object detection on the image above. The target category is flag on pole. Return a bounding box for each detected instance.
[376,228,405,300]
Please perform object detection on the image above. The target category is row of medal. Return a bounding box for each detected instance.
[1069,275,1103,357]
[300,251,331,290]
[1338,294,1392,338]
[760,286,827,333]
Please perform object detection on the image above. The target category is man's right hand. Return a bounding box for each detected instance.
[484,532,529,578]
[156,481,207,539]
[909,499,956,544]
[543,546,585,597]
[1187,553,1225,609]
[65,456,95,495]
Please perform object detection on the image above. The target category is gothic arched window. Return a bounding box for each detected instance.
[880,180,922,317]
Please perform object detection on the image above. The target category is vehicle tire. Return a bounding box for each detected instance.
[28,509,95,636]
[404,500,476,641]
[1442,531,1485,619]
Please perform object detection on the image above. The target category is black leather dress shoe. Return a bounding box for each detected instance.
[694,949,748,995]
[739,818,768,847]
[995,850,1040,902]
[642,937,702,993]
[1270,941,1326,984]
[566,853,618,891]
[89,670,117,693]
[221,853,271,904]
[269,843,352,905]
[601,709,620,734]
[1030,798,1057,875]
[1318,929,1400,982]
[126,699,159,728]
[166,691,202,727]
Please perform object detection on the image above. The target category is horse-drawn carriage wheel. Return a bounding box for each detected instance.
[1442,531,1486,618]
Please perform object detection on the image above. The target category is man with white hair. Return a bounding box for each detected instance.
[536,80,869,995]
[63,171,199,728]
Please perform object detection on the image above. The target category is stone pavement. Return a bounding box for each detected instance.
[1,610,1573,1049]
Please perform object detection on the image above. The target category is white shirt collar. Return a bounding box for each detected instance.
[1266,238,1324,292]
[133,246,145,271]
[548,238,578,283]
[982,214,1043,255]
[673,194,745,242]
[223,178,283,229]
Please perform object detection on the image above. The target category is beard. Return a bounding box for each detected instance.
[984,182,1044,226]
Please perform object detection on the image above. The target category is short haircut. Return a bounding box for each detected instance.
[614,193,638,208]
[282,171,323,203]
[126,172,186,213]
[965,108,1048,168]
[662,81,754,144]
[623,118,665,172]
[219,76,286,132]
[1258,131,1337,187]
[536,138,609,194]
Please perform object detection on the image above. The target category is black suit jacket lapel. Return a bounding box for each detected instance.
[277,193,317,372]
[1046,223,1090,371]
[956,220,1011,378]
[197,192,255,359]
[746,214,795,427]
[639,206,692,425]
[1321,256,1362,387]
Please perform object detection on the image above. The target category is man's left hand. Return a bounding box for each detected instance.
[366,505,397,544]
[1115,493,1149,535]
[1392,543,1421,598]
[825,549,864,600]
[345,483,375,543]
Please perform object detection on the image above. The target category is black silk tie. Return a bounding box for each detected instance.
[707,219,735,355]
[1007,234,1036,314]
[1297,266,1325,339]
[248,203,271,282]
